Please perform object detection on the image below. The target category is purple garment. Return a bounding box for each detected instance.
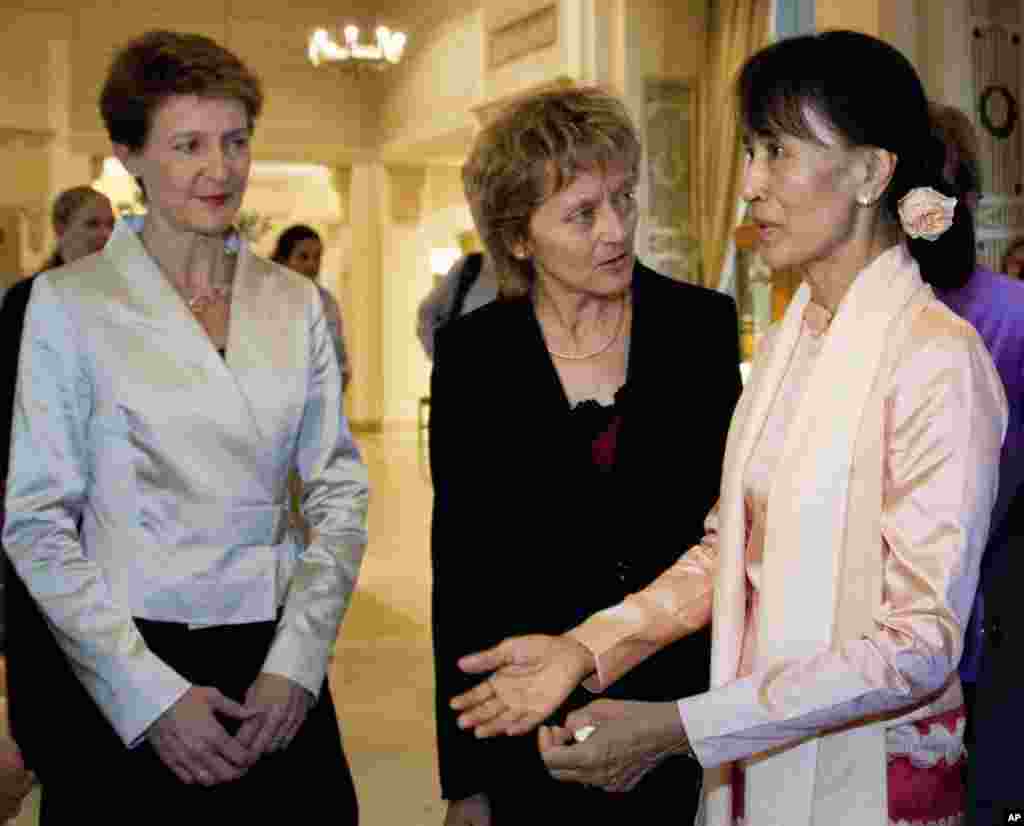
[937,266,1024,682]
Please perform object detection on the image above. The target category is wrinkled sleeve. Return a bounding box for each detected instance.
[2,277,190,746]
[566,317,766,690]
[568,510,719,691]
[262,287,370,696]
[677,326,1005,768]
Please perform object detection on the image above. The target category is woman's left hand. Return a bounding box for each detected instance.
[235,673,314,757]
[538,699,693,793]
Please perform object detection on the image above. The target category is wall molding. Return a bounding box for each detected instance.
[487,3,558,69]
[0,127,55,150]
[329,165,352,226]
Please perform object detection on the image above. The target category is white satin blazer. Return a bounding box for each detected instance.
[2,221,370,746]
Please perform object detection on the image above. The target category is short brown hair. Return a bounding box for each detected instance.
[100,30,263,150]
[462,86,641,297]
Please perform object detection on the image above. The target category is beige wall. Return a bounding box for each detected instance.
[917,0,975,114]
[815,0,920,72]
[378,11,484,159]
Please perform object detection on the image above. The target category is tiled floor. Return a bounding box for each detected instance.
[12,428,445,825]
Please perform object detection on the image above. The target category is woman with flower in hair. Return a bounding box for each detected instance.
[450,30,1006,826]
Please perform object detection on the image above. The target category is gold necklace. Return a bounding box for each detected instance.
[544,299,626,361]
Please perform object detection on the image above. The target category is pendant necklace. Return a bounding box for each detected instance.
[181,232,240,315]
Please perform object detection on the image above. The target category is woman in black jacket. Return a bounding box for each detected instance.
[430,86,742,826]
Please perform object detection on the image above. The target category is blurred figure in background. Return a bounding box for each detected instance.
[1002,236,1024,278]
[271,224,351,389]
[931,101,1024,824]
[416,251,499,360]
[40,186,116,271]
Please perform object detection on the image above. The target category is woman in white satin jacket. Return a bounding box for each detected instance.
[1,31,368,823]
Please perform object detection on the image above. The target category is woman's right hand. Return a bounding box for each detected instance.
[147,685,260,785]
[443,792,491,826]
[451,634,595,738]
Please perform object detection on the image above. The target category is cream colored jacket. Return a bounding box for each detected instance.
[3,221,369,746]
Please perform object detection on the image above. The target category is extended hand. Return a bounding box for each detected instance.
[443,792,491,826]
[235,672,314,757]
[538,699,691,792]
[450,634,595,738]
[147,685,259,785]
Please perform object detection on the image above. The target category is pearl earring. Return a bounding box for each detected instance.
[858,193,873,206]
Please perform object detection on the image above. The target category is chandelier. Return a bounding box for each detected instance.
[308,25,407,69]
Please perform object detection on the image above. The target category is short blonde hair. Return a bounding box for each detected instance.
[51,186,109,233]
[462,86,641,297]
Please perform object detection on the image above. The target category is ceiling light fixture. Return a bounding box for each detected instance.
[308,25,407,70]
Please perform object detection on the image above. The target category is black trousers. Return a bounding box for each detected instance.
[4,559,357,824]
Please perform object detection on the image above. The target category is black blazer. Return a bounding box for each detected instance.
[429,263,741,811]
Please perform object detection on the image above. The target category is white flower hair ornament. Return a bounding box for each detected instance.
[897,187,957,242]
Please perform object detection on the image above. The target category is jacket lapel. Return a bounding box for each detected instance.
[102,220,265,443]
[224,250,307,444]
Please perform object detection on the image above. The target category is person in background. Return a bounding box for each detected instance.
[3,30,368,822]
[1002,236,1024,278]
[931,102,1024,824]
[416,251,499,359]
[271,224,352,390]
[450,32,1006,826]
[39,185,116,271]
[430,85,741,826]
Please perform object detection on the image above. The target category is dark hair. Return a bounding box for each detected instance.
[100,30,263,151]
[270,224,322,265]
[462,86,641,297]
[738,30,975,289]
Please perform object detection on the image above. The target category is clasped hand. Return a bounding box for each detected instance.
[450,634,595,738]
[148,673,314,786]
[538,699,691,793]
